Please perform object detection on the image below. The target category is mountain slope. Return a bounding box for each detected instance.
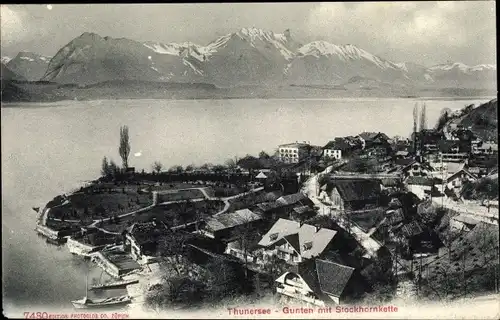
[459,99,498,142]
[6,52,52,81]
[41,33,204,85]
[426,63,497,89]
[1,63,27,81]
[199,27,295,86]
[285,41,410,85]
[36,29,496,89]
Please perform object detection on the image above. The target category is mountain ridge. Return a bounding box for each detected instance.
[3,27,496,89]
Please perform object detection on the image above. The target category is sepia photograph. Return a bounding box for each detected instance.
[1,2,498,319]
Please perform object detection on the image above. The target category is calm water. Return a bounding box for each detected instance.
[1,97,493,313]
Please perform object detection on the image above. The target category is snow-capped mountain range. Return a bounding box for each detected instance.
[4,52,52,81]
[3,27,496,89]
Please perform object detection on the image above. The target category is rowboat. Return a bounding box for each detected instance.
[89,279,139,291]
[71,295,131,309]
[72,270,132,309]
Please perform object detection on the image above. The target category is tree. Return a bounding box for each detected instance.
[224,158,237,170]
[119,125,131,169]
[152,161,163,174]
[435,108,452,131]
[201,259,241,302]
[167,165,183,173]
[157,232,193,275]
[259,151,270,159]
[101,157,111,177]
[419,103,427,131]
[108,159,119,176]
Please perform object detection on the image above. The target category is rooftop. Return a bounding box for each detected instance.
[205,209,262,232]
[258,219,337,259]
[331,179,381,202]
[400,220,424,238]
[258,218,300,247]
[284,226,337,259]
[276,192,312,206]
[279,142,311,148]
[316,259,355,297]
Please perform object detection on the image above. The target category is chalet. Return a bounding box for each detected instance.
[358,132,390,149]
[275,259,361,306]
[257,219,338,265]
[253,192,314,221]
[277,192,314,207]
[389,158,435,177]
[471,141,498,168]
[446,168,477,190]
[125,220,170,262]
[438,140,469,163]
[254,202,284,220]
[324,179,381,211]
[394,221,440,255]
[413,129,444,154]
[201,209,262,242]
[291,205,317,221]
[404,176,442,200]
[450,128,475,153]
[323,137,363,157]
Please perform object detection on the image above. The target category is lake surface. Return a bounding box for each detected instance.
[1,97,493,314]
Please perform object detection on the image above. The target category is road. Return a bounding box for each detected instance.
[301,165,382,258]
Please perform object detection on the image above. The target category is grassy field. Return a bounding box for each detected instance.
[100,200,225,232]
[156,189,206,203]
[48,190,152,220]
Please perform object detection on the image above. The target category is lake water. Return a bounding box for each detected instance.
[1,97,494,314]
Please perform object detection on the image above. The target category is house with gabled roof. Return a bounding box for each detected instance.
[257,218,338,265]
[254,192,315,222]
[393,220,441,255]
[323,179,381,211]
[201,209,262,242]
[275,258,362,306]
[446,168,477,190]
[396,159,435,177]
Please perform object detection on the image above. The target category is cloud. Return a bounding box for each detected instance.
[306,2,496,65]
[0,3,495,66]
[0,5,30,44]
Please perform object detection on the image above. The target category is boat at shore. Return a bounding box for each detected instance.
[89,279,139,291]
[71,295,132,309]
[72,270,132,309]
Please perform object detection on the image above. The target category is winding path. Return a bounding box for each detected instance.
[44,186,266,235]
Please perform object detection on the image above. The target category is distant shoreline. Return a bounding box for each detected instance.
[1,96,496,108]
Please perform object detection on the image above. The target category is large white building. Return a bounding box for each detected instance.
[278,142,311,164]
[323,149,342,160]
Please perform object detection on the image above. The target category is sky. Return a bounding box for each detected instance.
[0,2,496,67]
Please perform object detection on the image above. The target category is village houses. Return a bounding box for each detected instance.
[124,220,170,262]
[254,218,339,265]
[319,179,382,211]
[275,258,363,306]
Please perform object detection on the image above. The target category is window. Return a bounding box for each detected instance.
[270,233,279,241]
[303,242,313,251]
